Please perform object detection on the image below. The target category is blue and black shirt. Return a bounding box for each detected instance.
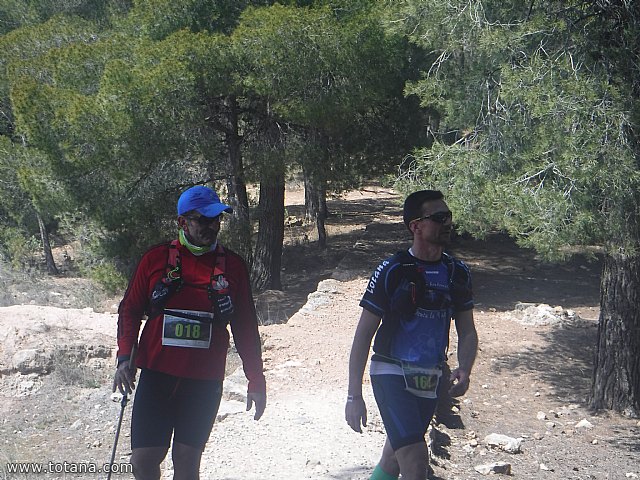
[360,249,473,369]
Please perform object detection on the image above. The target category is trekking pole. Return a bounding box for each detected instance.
[107,392,128,480]
[107,343,137,480]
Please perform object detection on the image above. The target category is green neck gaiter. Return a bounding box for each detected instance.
[179,229,214,256]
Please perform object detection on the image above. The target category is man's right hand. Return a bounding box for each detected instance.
[112,360,137,396]
[345,396,367,433]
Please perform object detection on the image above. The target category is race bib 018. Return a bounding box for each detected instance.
[162,309,213,349]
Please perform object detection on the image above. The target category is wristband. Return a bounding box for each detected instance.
[347,394,362,403]
[116,355,131,368]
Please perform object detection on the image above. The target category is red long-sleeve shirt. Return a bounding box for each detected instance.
[116,242,266,393]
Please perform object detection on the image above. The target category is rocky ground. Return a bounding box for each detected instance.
[0,186,639,480]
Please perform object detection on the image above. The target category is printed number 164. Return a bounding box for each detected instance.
[413,375,435,390]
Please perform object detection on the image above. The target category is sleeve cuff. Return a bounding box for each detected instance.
[116,355,131,367]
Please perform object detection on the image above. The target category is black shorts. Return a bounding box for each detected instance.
[131,368,223,450]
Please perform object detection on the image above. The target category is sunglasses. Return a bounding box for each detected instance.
[412,211,452,224]
[185,213,223,225]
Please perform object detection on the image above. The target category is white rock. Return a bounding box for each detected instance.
[575,419,594,429]
[216,400,246,421]
[316,279,342,294]
[19,380,35,391]
[69,420,83,430]
[483,433,523,453]
[300,283,338,311]
[223,368,248,401]
[626,474,638,479]
[474,462,512,475]
[536,411,547,420]
[511,303,563,325]
[12,349,45,374]
[28,322,50,333]
[462,444,475,454]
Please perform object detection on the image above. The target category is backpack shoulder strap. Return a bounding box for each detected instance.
[212,244,226,276]
[208,244,230,296]
[441,251,456,285]
[148,240,182,315]
[164,240,182,283]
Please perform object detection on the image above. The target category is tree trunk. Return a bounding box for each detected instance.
[250,172,285,292]
[590,252,640,417]
[303,168,327,248]
[303,168,319,222]
[37,212,58,275]
[316,212,327,249]
[319,183,328,220]
[222,95,252,261]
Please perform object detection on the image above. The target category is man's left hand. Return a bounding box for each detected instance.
[247,391,267,420]
[449,368,471,397]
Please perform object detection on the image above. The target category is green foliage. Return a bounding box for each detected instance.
[231,2,420,199]
[122,0,273,39]
[0,0,129,35]
[395,0,640,259]
[0,1,434,275]
[235,4,402,129]
[88,261,128,296]
[0,14,99,138]
[0,226,40,270]
[0,137,29,224]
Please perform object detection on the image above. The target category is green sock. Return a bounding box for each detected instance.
[369,464,398,480]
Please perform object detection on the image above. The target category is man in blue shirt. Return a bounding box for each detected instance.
[345,190,478,480]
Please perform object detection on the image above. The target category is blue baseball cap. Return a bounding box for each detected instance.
[177,186,233,217]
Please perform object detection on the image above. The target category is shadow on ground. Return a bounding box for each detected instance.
[451,233,602,312]
[491,321,640,454]
[492,321,596,403]
[278,194,602,323]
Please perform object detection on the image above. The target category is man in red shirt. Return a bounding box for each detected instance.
[113,186,266,480]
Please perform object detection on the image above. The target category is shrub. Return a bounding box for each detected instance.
[51,349,102,389]
[0,226,40,271]
[89,261,129,296]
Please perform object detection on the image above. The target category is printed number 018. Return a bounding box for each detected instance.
[175,323,201,339]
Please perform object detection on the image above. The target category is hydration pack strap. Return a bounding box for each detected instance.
[149,241,228,317]
[164,240,181,284]
[208,244,227,295]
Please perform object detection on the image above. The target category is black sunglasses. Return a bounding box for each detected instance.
[185,213,223,225]
[412,211,452,224]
